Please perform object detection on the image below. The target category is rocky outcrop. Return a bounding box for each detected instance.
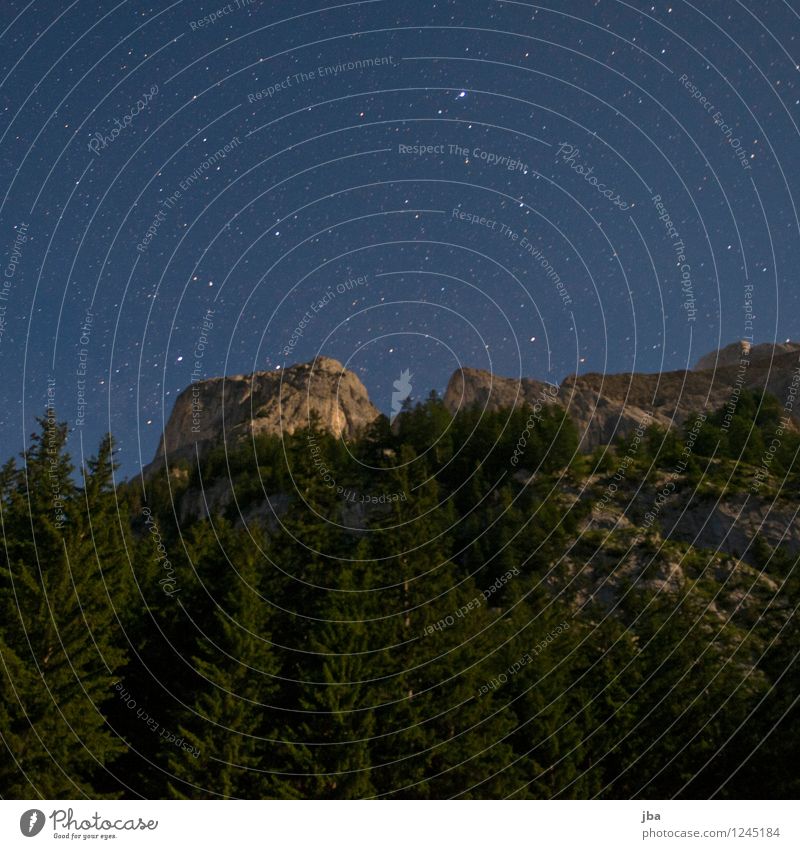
[661,493,800,557]
[444,342,800,449]
[151,344,800,575]
[443,367,557,415]
[151,357,380,468]
[153,342,800,469]
[693,339,800,371]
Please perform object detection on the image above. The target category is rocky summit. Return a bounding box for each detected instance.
[693,339,800,371]
[152,341,800,467]
[151,356,380,468]
[444,341,800,449]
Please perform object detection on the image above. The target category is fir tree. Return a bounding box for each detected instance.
[0,418,127,797]
[167,521,286,798]
[365,446,521,798]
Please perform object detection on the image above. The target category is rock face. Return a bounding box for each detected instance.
[152,357,380,467]
[661,493,800,557]
[153,344,800,566]
[693,340,800,371]
[154,342,800,468]
[444,342,800,449]
[443,367,557,414]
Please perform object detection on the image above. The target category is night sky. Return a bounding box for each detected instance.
[0,0,798,477]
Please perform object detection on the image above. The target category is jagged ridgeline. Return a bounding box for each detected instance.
[2,343,799,799]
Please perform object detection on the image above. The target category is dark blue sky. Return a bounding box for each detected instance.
[0,0,798,477]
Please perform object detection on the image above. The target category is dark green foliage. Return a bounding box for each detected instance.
[166,521,286,798]
[644,389,800,483]
[0,422,128,797]
[0,394,797,799]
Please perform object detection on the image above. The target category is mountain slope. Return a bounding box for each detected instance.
[443,342,800,449]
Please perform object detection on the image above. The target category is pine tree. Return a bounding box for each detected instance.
[266,427,378,798]
[279,549,378,799]
[166,521,286,798]
[364,445,521,798]
[0,418,127,796]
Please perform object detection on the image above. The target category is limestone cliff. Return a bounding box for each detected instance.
[151,356,380,468]
[444,343,800,449]
[693,339,800,371]
[152,342,800,468]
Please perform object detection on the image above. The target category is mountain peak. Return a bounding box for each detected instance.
[152,339,800,472]
[151,357,379,469]
[694,340,800,371]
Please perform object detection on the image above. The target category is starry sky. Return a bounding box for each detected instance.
[0,0,798,477]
